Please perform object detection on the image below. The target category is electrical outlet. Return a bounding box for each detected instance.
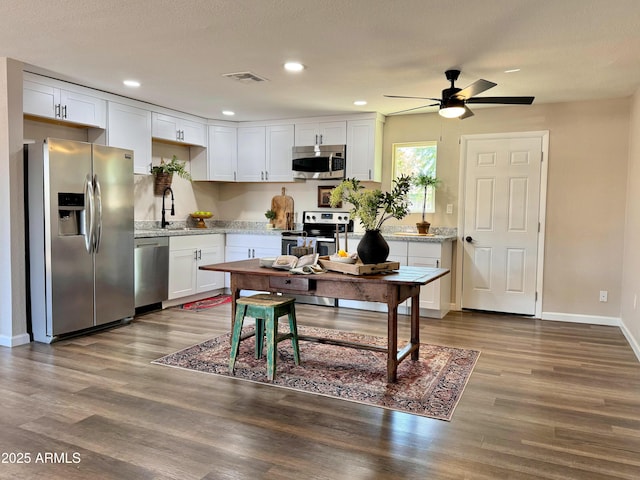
[446,204,454,214]
[599,290,608,302]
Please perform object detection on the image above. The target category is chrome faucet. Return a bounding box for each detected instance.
[161,186,175,228]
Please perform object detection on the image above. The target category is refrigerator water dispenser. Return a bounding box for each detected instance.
[57,192,85,236]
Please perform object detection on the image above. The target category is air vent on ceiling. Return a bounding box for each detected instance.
[222,71,269,83]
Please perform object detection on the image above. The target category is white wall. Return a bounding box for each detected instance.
[621,87,640,357]
[0,58,29,347]
[384,99,630,322]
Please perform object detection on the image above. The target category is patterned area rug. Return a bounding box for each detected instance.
[152,326,480,420]
[181,294,232,311]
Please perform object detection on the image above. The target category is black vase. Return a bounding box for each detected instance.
[357,229,389,265]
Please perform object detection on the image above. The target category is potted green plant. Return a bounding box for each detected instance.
[151,155,191,195]
[413,173,440,234]
[330,175,411,264]
[265,209,277,228]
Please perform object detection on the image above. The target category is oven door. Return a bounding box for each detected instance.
[314,237,337,257]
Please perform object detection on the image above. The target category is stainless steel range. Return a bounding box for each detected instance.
[281,210,353,256]
[281,210,353,306]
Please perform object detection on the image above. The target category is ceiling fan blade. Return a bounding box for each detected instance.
[384,95,441,101]
[460,106,475,119]
[387,103,440,115]
[466,96,535,105]
[456,79,497,99]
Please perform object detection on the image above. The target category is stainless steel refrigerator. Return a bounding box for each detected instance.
[27,138,134,343]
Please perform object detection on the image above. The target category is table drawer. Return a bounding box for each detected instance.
[269,276,310,291]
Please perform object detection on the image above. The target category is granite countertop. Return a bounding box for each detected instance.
[134,221,457,243]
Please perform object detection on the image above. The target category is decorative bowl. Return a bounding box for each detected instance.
[190,212,213,219]
[329,253,357,264]
[190,212,213,228]
[259,257,276,268]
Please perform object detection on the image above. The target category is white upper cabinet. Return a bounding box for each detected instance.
[24,75,106,128]
[346,118,383,181]
[266,124,295,182]
[237,126,266,181]
[236,124,294,182]
[151,112,207,147]
[294,120,346,146]
[107,102,152,175]
[194,125,237,181]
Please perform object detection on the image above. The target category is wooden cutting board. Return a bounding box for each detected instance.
[271,187,294,230]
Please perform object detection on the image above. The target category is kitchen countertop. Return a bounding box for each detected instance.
[134,226,457,243]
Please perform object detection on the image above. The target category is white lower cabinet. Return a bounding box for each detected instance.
[338,238,453,318]
[338,240,408,312]
[407,241,453,318]
[168,234,224,299]
[224,234,281,290]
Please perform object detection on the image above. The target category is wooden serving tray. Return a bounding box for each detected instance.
[318,256,400,275]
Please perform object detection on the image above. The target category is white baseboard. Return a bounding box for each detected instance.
[0,332,31,347]
[541,311,621,326]
[620,320,640,363]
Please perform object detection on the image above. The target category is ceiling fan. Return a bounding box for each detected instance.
[385,69,535,119]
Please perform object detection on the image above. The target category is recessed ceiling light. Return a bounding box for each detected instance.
[123,79,140,88]
[222,110,235,116]
[504,68,521,73]
[353,100,367,106]
[284,62,305,72]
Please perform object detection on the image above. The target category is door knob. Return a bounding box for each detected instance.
[465,236,473,243]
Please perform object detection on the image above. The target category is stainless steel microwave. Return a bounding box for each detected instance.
[292,144,346,180]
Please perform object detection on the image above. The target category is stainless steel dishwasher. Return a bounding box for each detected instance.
[134,237,169,308]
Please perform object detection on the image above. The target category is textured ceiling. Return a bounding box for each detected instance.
[2,0,640,121]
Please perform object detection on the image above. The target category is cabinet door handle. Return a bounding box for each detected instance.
[247,248,251,258]
[436,259,440,268]
[176,130,180,141]
[194,250,198,260]
[314,134,318,145]
[198,249,202,260]
[265,171,268,181]
[261,171,264,181]
[319,134,323,144]
[55,104,61,118]
[252,249,255,258]
[62,105,67,119]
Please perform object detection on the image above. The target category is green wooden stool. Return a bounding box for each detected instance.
[229,293,300,381]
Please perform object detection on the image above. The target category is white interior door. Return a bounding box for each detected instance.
[461,134,544,315]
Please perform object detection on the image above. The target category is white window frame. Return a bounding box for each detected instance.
[392,141,438,214]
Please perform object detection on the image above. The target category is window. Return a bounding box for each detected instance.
[392,141,438,214]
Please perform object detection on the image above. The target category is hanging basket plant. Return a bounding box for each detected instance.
[151,155,191,195]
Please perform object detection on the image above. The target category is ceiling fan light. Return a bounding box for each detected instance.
[439,105,465,118]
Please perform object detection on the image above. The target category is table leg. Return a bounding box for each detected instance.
[387,286,399,383]
[411,291,420,361]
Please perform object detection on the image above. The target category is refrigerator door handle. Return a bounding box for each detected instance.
[84,175,95,253]
[93,174,103,253]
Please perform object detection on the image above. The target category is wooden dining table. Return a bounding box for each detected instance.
[199,259,449,383]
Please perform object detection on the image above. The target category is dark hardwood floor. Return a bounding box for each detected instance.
[1,303,639,479]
